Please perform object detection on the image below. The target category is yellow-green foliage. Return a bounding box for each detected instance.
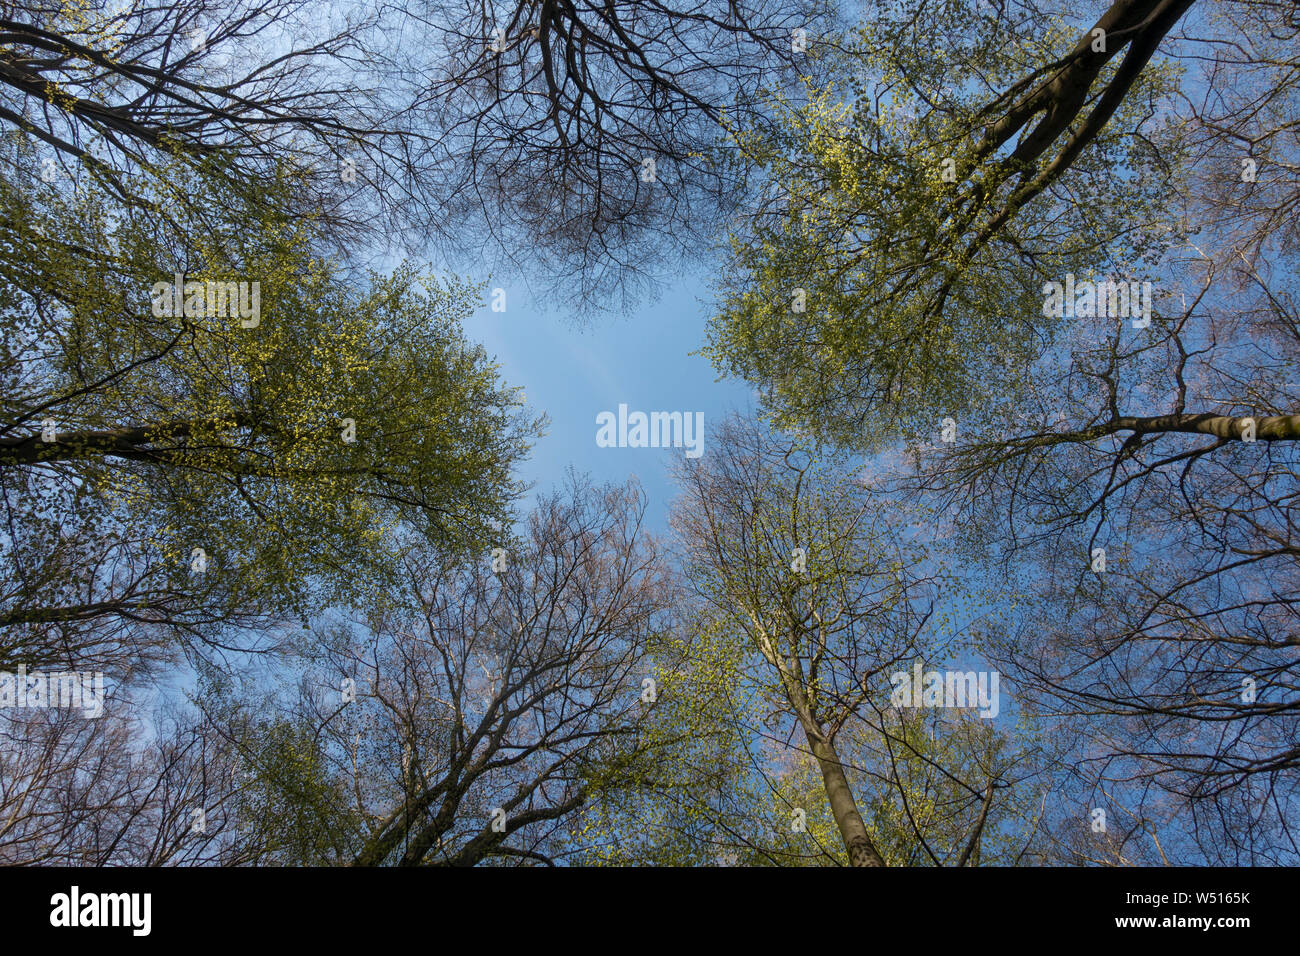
[704,10,1186,449]
[1,145,538,623]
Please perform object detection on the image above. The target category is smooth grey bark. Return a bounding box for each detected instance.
[786,677,886,867]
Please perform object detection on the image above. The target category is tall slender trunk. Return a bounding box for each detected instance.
[807,730,885,867]
[789,698,886,867]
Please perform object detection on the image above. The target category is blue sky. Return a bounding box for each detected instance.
[469,276,754,531]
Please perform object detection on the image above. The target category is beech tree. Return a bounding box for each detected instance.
[0,158,538,676]
[665,414,1036,866]
[704,0,1300,861]
[705,1,1186,445]
[198,476,676,866]
[0,697,245,865]
[2,0,836,305]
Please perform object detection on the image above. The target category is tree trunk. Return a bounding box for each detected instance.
[801,718,886,867]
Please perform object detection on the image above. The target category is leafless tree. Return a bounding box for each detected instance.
[0,694,245,865]
[3,0,835,303]
[196,475,677,866]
